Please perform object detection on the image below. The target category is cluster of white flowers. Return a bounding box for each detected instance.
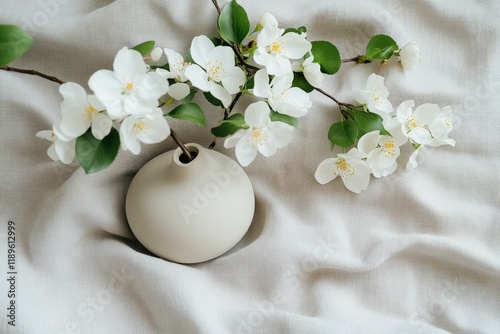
[35,6,444,194]
[315,73,455,193]
[37,47,171,162]
[224,12,315,165]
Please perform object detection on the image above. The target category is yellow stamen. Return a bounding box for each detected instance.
[85,106,95,120]
[250,128,268,145]
[335,158,356,178]
[134,121,146,135]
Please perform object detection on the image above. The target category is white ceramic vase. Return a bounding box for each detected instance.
[125,143,255,264]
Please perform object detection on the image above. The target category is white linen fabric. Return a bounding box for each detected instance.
[1,1,499,333]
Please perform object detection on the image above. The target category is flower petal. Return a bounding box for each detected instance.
[267,121,293,148]
[184,64,211,91]
[151,47,164,62]
[252,69,271,99]
[235,134,258,167]
[190,35,214,68]
[357,131,380,155]
[36,130,56,142]
[342,161,371,193]
[209,82,232,108]
[245,101,270,128]
[120,116,141,154]
[303,62,324,88]
[315,158,338,184]
[257,139,277,157]
[113,47,148,80]
[54,139,76,165]
[88,70,126,119]
[139,116,170,144]
[221,66,245,94]
[414,103,440,125]
[253,51,291,76]
[224,129,249,148]
[47,143,59,161]
[281,32,312,59]
[91,113,113,140]
[60,110,91,138]
[209,45,236,68]
[87,95,106,112]
[136,72,169,100]
[259,12,278,27]
[396,100,415,123]
[168,82,190,100]
[59,82,88,113]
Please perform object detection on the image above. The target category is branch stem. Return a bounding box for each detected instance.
[342,57,359,63]
[211,0,222,14]
[170,129,194,161]
[208,91,243,149]
[0,66,65,85]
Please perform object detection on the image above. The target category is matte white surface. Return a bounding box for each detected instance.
[126,143,255,264]
[0,1,499,333]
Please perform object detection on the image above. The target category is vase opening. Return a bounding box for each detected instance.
[178,151,198,164]
[174,143,202,166]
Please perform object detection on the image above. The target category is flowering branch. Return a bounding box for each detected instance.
[0,66,65,85]
[1,2,454,193]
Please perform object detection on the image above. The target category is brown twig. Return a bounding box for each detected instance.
[342,57,359,63]
[0,66,65,85]
[170,128,194,161]
[211,0,222,14]
[208,91,243,149]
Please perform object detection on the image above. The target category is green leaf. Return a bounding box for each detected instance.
[203,91,224,107]
[292,72,314,93]
[270,110,299,127]
[210,37,224,47]
[311,41,341,75]
[131,40,155,56]
[350,109,391,137]
[211,113,246,137]
[243,75,255,91]
[283,26,307,35]
[365,34,398,60]
[76,128,120,174]
[218,0,250,44]
[168,102,205,126]
[328,120,359,147]
[0,25,33,66]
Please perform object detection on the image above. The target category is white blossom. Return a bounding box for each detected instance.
[398,42,421,71]
[184,35,245,108]
[358,131,402,178]
[119,108,170,155]
[292,56,324,88]
[253,69,311,117]
[253,20,311,76]
[429,106,455,147]
[352,73,393,116]
[396,100,438,146]
[88,47,169,119]
[36,122,76,165]
[156,48,191,100]
[58,82,112,140]
[224,101,294,167]
[315,148,372,193]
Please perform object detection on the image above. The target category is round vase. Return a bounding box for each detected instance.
[125,143,255,264]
